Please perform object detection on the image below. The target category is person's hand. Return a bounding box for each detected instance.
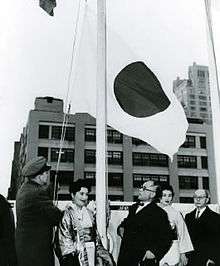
[206,259,215,265]
[179,253,188,266]
[117,226,124,238]
[142,250,155,261]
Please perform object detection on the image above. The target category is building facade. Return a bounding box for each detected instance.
[9,96,217,203]
[173,62,212,123]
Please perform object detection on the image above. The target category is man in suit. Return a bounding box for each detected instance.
[117,180,172,266]
[185,189,220,266]
[0,194,17,266]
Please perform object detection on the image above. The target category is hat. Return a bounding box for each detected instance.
[22,156,51,177]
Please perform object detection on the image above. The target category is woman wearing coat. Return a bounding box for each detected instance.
[55,178,114,266]
[15,156,63,266]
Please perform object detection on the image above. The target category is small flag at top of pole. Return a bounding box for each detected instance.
[39,0,56,16]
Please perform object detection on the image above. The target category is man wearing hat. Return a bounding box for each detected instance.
[15,156,63,266]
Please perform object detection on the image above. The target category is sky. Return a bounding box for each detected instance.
[0,0,218,197]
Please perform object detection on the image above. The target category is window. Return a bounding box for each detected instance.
[181,135,196,148]
[201,156,208,169]
[85,150,96,164]
[84,172,96,186]
[108,195,124,201]
[133,174,169,188]
[200,113,208,118]
[189,94,195,99]
[133,153,168,167]
[198,70,205,78]
[132,138,148,146]
[108,151,123,165]
[108,173,123,186]
[51,126,62,139]
[39,125,49,139]
[107,130,122,144]
[200,136,207,149]
[177,155,197,168]
[190,106,196,110]
[179,176,198,189]
[38,147,48,159]
[51,148,74,162]
[180,197,194,203]
[199,101,207,106]
[200,107,207,112]
[65,127,75,141]
[85,128,96,142]
[199,95,207,100]
[190,100,196,105]
[203,176,209,189]
[50,170,74,185]
[190,112,196,117]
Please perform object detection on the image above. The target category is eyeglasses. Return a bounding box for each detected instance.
[139,185,156,193]
[193,196,207,200]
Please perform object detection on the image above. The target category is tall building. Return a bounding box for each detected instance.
[173,62,212,123]
[9,96,217,203]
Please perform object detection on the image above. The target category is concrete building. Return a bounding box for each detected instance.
[9,96,217,203]
[173,62,212,123]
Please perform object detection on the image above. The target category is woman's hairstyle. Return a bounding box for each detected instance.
[69,179,92,195]
[156,184,175,200]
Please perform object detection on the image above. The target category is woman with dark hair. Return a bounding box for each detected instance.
[55,179,114,266]
[157,184,193,266]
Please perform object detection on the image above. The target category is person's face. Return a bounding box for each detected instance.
[160,190,173,206]
[72,187,89,208]
[39,171,49,185]
[193,189,209,209]
[138,181,157,202]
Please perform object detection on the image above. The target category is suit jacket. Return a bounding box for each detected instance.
[117,202,172,266]
[15,180,63,266]
[185,206,220,265]
[0,194,17,266]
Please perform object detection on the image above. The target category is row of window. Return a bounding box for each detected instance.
[39,125,75,141]
[50,170,209,190]
[39,147,208,169]
[39,125,207,150]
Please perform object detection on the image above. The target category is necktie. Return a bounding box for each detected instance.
[196,209,200,219]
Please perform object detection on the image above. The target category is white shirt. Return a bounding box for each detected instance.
[195,207,206,219]
[136,201,150,213]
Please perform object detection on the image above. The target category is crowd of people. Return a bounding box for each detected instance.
[1,156,220,266]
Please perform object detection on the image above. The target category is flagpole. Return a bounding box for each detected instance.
[96,0,108,248]
[204,0,220,203]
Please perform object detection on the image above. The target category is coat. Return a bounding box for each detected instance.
[15,180,63,266]
[185,206,220,266]
[117,202,172,266]
[0,194,17,266]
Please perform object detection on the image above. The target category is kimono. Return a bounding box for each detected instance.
[55,202,114,266]
[159,205,194,266]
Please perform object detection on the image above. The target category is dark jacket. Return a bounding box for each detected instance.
[15,180,63,266]
[185,206,220,266]
[117,202,172,266]
[0,194,17,266]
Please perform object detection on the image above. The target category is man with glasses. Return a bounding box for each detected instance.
[117,180,172,266]
[185,189,220,265]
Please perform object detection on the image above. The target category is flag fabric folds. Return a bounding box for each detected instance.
[70,0,188,158]
[39,0,56,16]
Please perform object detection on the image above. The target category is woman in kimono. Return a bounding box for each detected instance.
[55,179,114,266]
[157,184,193,266]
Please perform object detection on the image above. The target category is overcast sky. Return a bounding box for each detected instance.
[0,0,218,196]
